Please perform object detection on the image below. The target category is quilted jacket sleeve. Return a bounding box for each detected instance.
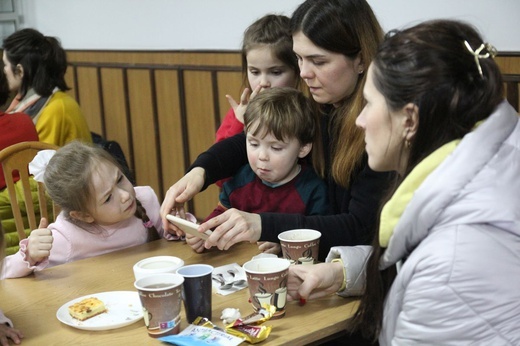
[325,245,371,297]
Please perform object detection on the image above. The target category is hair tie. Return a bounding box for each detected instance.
[143,220,154,228]
[464,40,497,78]
[28,149,57,183]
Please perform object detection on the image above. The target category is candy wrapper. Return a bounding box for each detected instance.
[158,317,244,346]
[224,304,275,344]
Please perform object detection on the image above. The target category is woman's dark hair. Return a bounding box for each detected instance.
[2,28,70,98]
[290,0,384,185]
[0,70,11,106]
[351,19,504,341]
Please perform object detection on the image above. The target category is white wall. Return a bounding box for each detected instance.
[18,0,520,51]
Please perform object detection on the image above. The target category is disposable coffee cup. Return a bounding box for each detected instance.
[134,273,184,338]
[176,264,213,324]
[242,258,291,319]
[278,229,321,265]
[133,256,185,280]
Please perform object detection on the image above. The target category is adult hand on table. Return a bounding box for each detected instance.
[199,208,262,251]
[286,262,345,301]
[27,218,53,265]
[160,167,206,235]
[0,324,23,346]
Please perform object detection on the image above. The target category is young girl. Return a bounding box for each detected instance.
[0,224,24,345]
[1,141,182,279]
[215,14,300,142]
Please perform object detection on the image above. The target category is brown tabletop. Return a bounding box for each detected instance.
[0,239,358,345]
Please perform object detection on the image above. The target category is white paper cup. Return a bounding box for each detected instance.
[133,256,185,281]
[243,258,291,318]
[134,273,184,337]
[278,229,321,265]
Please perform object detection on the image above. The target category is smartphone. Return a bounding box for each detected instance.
[166,214,212,240]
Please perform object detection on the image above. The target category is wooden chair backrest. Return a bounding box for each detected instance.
[0,141,59,241]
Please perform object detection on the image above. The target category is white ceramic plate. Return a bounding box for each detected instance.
[56,291,143,331]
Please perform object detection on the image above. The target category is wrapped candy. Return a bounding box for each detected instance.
[224,304,275,344]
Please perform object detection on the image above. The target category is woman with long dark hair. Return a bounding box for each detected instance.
[160,0,393,263]
[2,28,91,146]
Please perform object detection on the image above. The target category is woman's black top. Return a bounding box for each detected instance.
[190,115,394,261]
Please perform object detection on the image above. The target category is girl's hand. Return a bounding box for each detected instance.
[164,224,185,240]
[185,233,206,253]
[286,262,344,301]
[160,167,206,233]
[199,209,261,251]
[27,218,53,265]
[225,85,262,124]
[0,324,23,346]
[257,241,281,255]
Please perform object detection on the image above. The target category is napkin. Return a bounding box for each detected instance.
[212,263,248,296]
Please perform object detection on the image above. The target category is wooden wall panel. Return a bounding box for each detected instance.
[497,54,520,112]
[67,51,241,67]
[155,70,184,204]
[62,51,520,218]
[496,55,520,75]
[63,50,519,221]
[65,50,242,219]
[216,71,244,126]
[184,70,220,218]
[126,70,161,195]
[99,68,132,165]
[76,67,102,133]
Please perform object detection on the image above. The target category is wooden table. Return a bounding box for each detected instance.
[0,240,359,345]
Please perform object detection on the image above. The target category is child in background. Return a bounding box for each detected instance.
[215,14,300,143]
[0,224,24,345]
[188,88,328,254]
[1,141,185,279]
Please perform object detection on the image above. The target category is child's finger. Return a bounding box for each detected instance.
[38,217,49,229]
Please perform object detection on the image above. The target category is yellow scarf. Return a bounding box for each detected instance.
[379,139,460,248]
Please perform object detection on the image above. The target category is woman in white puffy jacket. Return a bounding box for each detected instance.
[287,19,520,345]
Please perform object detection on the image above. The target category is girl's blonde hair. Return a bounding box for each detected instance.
[44,141,159,241]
